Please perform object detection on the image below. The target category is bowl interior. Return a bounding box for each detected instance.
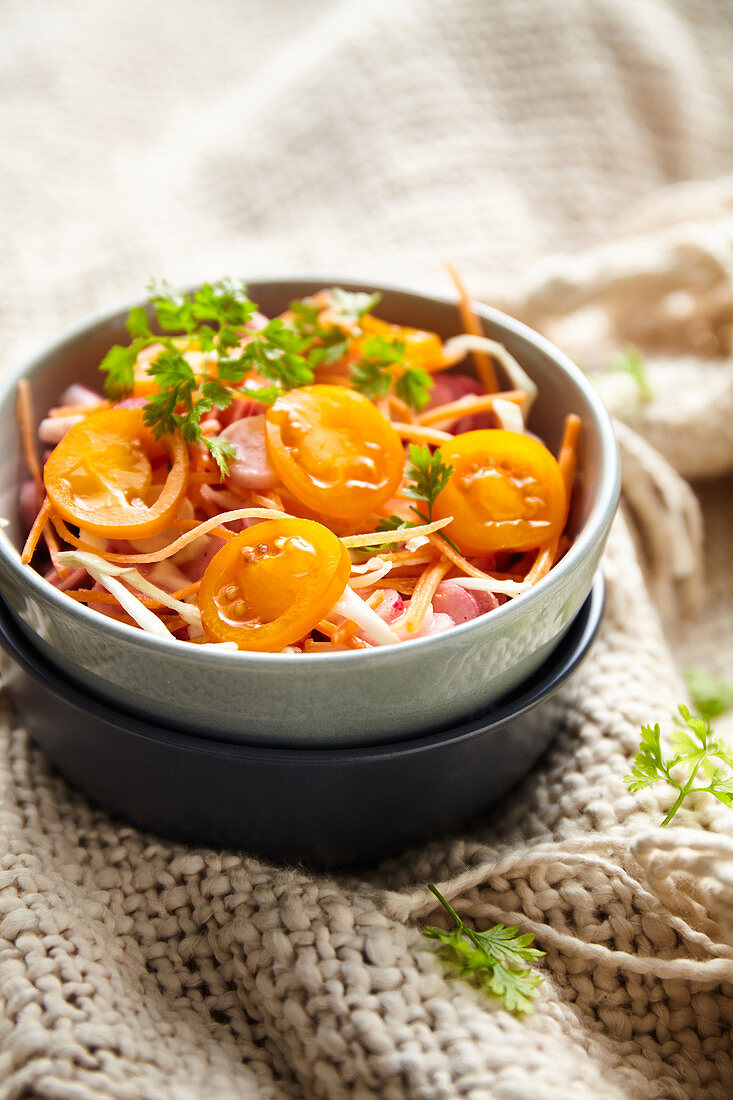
[0,278,611,556]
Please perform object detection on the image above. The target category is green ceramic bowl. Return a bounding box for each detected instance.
[0,278,619,746]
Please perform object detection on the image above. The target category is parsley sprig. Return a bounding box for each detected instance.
[97,281,415,477]
[403,444,453,523]
[99,280,328,476]
[423,885,545,1014]
[625,674,733,826]
[350,335,433,412]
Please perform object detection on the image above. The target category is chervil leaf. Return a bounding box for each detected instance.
[240,382,283,406]
[191,278,255,328]
[403,444,453,521]
[126,307,152,341]
[148,280,197,333]
[241,318,314,391]
[200,378,234,411]
[203,435,236,479]
[308,339,350,368]
[330,288,381,327]
[485,962,544,1015]
[423,885,544,1015]
[99,343,139,400]
[350,335,403,398]
[685,669,733,724]
[610,346,653,403]
[471,924,545,966]
[394,365,432,412]
[143,347,198,437]
[626,703,733,824]
[289,297,322,333]
[288,295,351,368]
[350,336,433,411]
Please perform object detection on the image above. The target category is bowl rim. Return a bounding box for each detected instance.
[0,275,620,667]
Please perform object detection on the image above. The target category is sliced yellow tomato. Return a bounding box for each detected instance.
[199,518,350,650]
[360,315,445,369]
[264,385,405,520]
[44,408,189,539]
[433,430,567,554]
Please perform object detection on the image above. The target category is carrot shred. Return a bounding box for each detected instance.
[21,497,51,563]
[426,533,494,580]
[387,393,417,424]
[252,491,284,511]
[390,422,453,446]
[43,520,70,579]
[524,414,581,585]
[557,413,581,498]
[444,263,499,392]
[16,379,43,499]
[366,577,419,594]
[418,390,525,429]
[524,542,556,584]
[400,557,451,634]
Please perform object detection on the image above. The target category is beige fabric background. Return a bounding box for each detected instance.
[2,2,733,1097]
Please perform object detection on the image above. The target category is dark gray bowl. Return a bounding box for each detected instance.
[0,576,604,868]
[0,279,619,746]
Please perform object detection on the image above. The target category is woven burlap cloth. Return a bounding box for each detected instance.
[2,2,733,1097]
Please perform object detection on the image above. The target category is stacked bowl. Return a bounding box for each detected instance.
[0,280,619,867]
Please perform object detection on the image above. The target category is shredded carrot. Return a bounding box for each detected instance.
[444,263,499,392]
[367,577,419,594]
[524,542,555,584]
[418,390,525,429]
[390,422,453,446]
[387,393,417,424]
[21,497,51,563]
[171,580,201,600]
[252,491,284,511]
[16,379,43,500]
[43,523,70,579]
[399,557,451,634]
[426,533,493,580]
[168,517,235,541]
[557,413,581,498]
[524,415,580,585]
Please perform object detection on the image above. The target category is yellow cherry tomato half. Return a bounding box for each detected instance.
[199,518,351,651]
[433,430,567,554]
[44,407,189,539]
[360,315,446,369]
[264,385,405,520]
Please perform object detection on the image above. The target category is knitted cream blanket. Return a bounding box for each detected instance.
[2,3,733,1097]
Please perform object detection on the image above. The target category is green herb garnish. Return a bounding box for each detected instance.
[403,444,453,523]
[329,288,381,327]
[350,335,433,412]
[423,884,544,1014]
[610,346,653,403]
[685,669,733,724]
[625,703,733,826]
[100,280,319,477]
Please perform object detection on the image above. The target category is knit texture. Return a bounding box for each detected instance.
[2,2,733,1097]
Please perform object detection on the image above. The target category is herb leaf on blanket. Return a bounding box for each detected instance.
[423,884,544,1014]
